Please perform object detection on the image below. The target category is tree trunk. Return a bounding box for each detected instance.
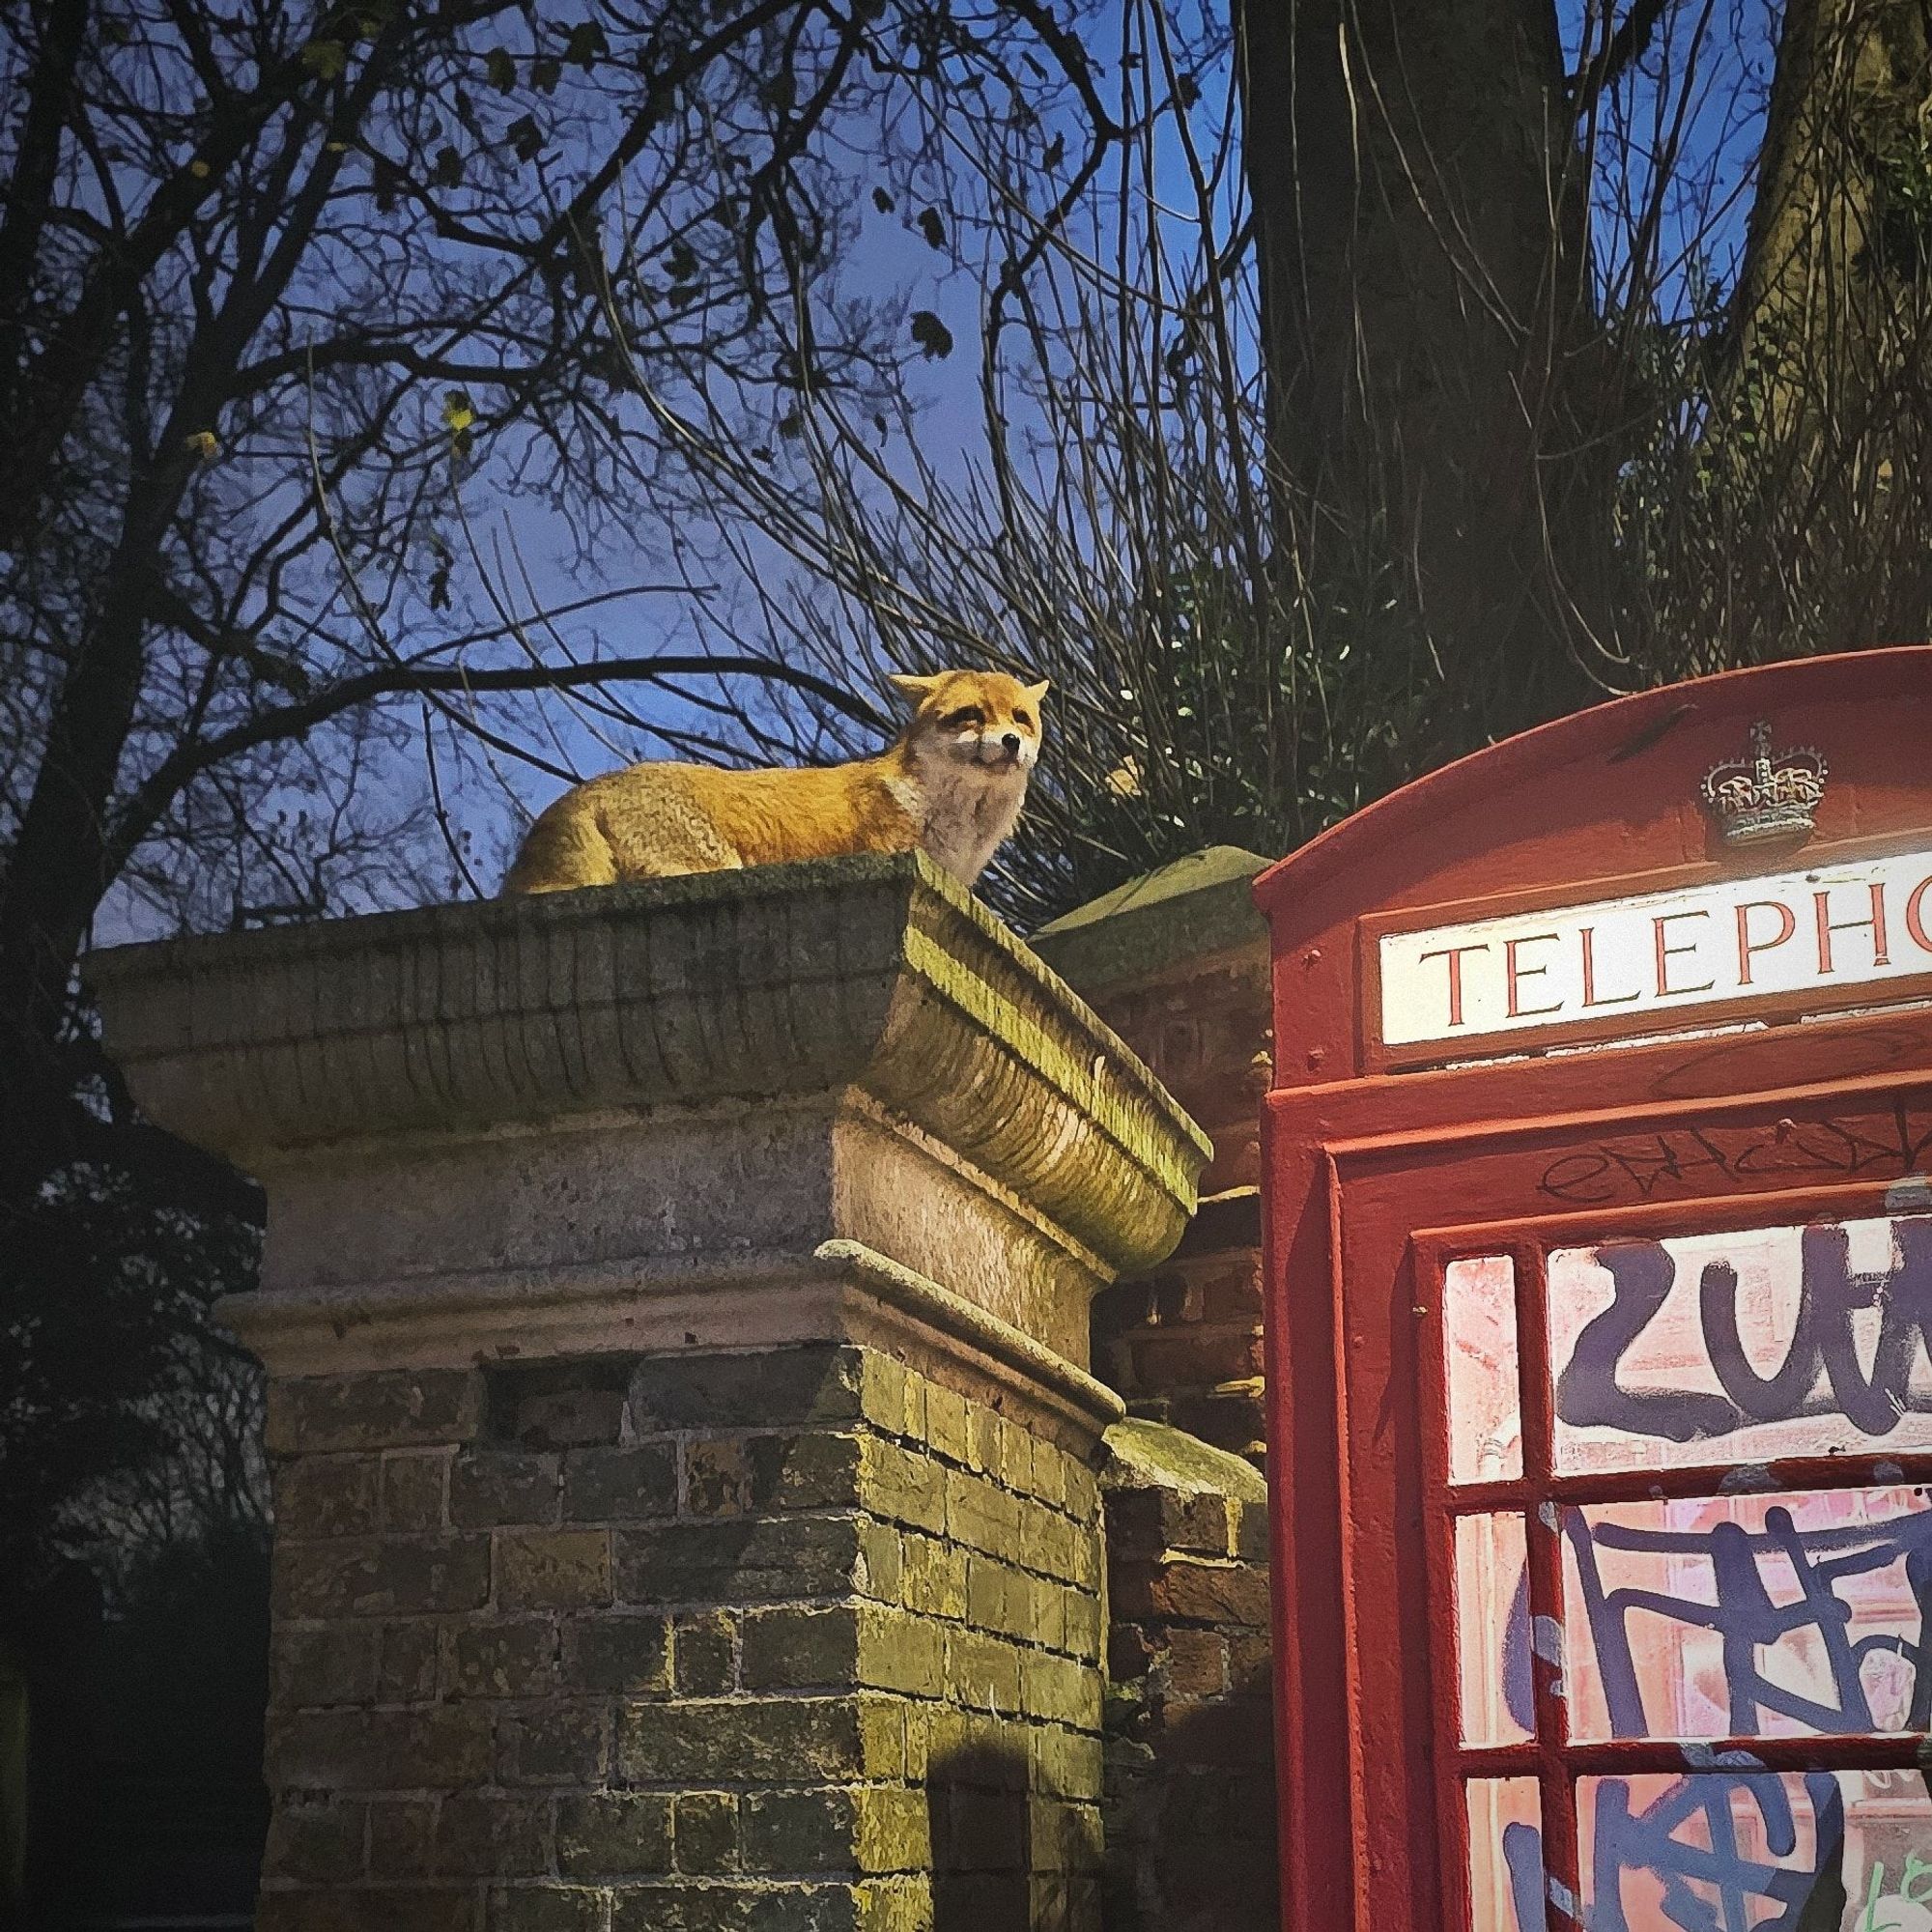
[1237,0,1603,755]
[1737,0,1931,437]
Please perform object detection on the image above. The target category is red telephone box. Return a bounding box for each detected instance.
[1254,647,1932,1932]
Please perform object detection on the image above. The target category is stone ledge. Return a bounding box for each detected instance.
[92,853,1209,1282]
[218,1238,1127,1454]
[1099,1418,1267,1508]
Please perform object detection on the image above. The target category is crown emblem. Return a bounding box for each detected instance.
[1701,720,1827,847]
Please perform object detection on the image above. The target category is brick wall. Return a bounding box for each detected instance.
[1096,1423,1276,1932]
[1032,857,1273,1471]
[1073,960,1270,1203]
[1091,1194,1267,1466]
[259,1343,1107,1932]
[1031,851,1280,1932]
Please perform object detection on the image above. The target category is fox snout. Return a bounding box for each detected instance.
[964,721,1036,771]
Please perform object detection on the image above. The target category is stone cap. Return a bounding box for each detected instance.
[91,852,1210,1279]
[1100,1415,1268,1505]
[1029,846,1270,998]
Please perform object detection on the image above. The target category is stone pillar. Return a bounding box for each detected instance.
[93,854,1209,1932]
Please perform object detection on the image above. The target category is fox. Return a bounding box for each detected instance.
[501,668,1048,895]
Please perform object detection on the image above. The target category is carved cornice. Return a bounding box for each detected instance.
[91,854,1208,1277]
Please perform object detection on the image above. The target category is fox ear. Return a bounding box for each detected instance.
[1022,678,1050,706]
[888,672,944,705]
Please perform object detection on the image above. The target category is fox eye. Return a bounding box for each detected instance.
[1012,709,1032,728]
[945,707,984,728]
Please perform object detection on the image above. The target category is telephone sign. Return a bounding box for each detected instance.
[1377,843,1932,1058]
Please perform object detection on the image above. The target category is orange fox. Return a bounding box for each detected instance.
[501,669,1048,895]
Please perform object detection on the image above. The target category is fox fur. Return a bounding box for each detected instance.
[501,669,1048,895]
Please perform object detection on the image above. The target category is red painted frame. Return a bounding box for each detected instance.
[1251,647,1932,1932]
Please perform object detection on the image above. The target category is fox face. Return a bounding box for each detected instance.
[889,669,1049,774]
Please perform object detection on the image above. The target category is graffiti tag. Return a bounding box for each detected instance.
[1538,1110,1932,1208]
[1556,1219,1932,1444]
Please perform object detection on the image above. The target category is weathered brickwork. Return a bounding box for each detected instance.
[1091,1193,1266,1466]
[1097,1423,1276,1932]
[1032,854,1273,1468]
[1032,851,1280,1932]
[1075,961,1270,1202]
[259,1344,1107,1932]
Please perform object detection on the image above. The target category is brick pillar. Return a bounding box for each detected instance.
[1030,848,1279,1932]
[1031,847,1274,1463]
[94,855,1209,1932]
[1097,1423,1276,1932]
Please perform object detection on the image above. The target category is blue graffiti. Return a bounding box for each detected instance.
[1503,1771,1848,1932]
[1555,1220,1932,1445]
[1492,1506,1932,1928]
[1503,1816,1546,1930]
[1588,1771,1846,1932]
[1569,1506,1932,1741]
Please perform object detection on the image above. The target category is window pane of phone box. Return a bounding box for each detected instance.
[1467,1777,1542,1932]
[1559,1487,1932,1745]
[1577,1769,1932,1932]
[1548,1213,1932,1477]
[1456,1511,1532,1747]
[1446,1254,1522,1485]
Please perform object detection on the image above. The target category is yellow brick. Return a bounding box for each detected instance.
[857,1606,946,1697]
[1071,1522,1102,1592]
[900,1532,967,1621]
[1064,1458,1100,1523]
[1017,1506,1083,1583]
[946,1627,1022,1714]
[857,1693,907,1779]
[944,1467,1020,1556]
[924,1383,971,1466]
[965,1552,1010,1632]
[1027,1574,1068,1653]
[923,1704,965,1768]
[996,1417,1034,1496]
[1022,1649,1099,1728]
[898,1371,927,1446]
[859,1353,912,1438]
[858,1875,932,1932]
[1029,1442,1068,1511]
[966,1405,1002,1476]
[854,1787,931,1874]
[1031,1723,1104,1801]
[858,1520,903,1603]
[860,1436,947,1536]
[1062,1587,1102,1662]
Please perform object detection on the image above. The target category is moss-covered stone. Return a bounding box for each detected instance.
[1029,847,1269,998]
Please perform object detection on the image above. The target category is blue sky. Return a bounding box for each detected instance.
[95,0,1791,938]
